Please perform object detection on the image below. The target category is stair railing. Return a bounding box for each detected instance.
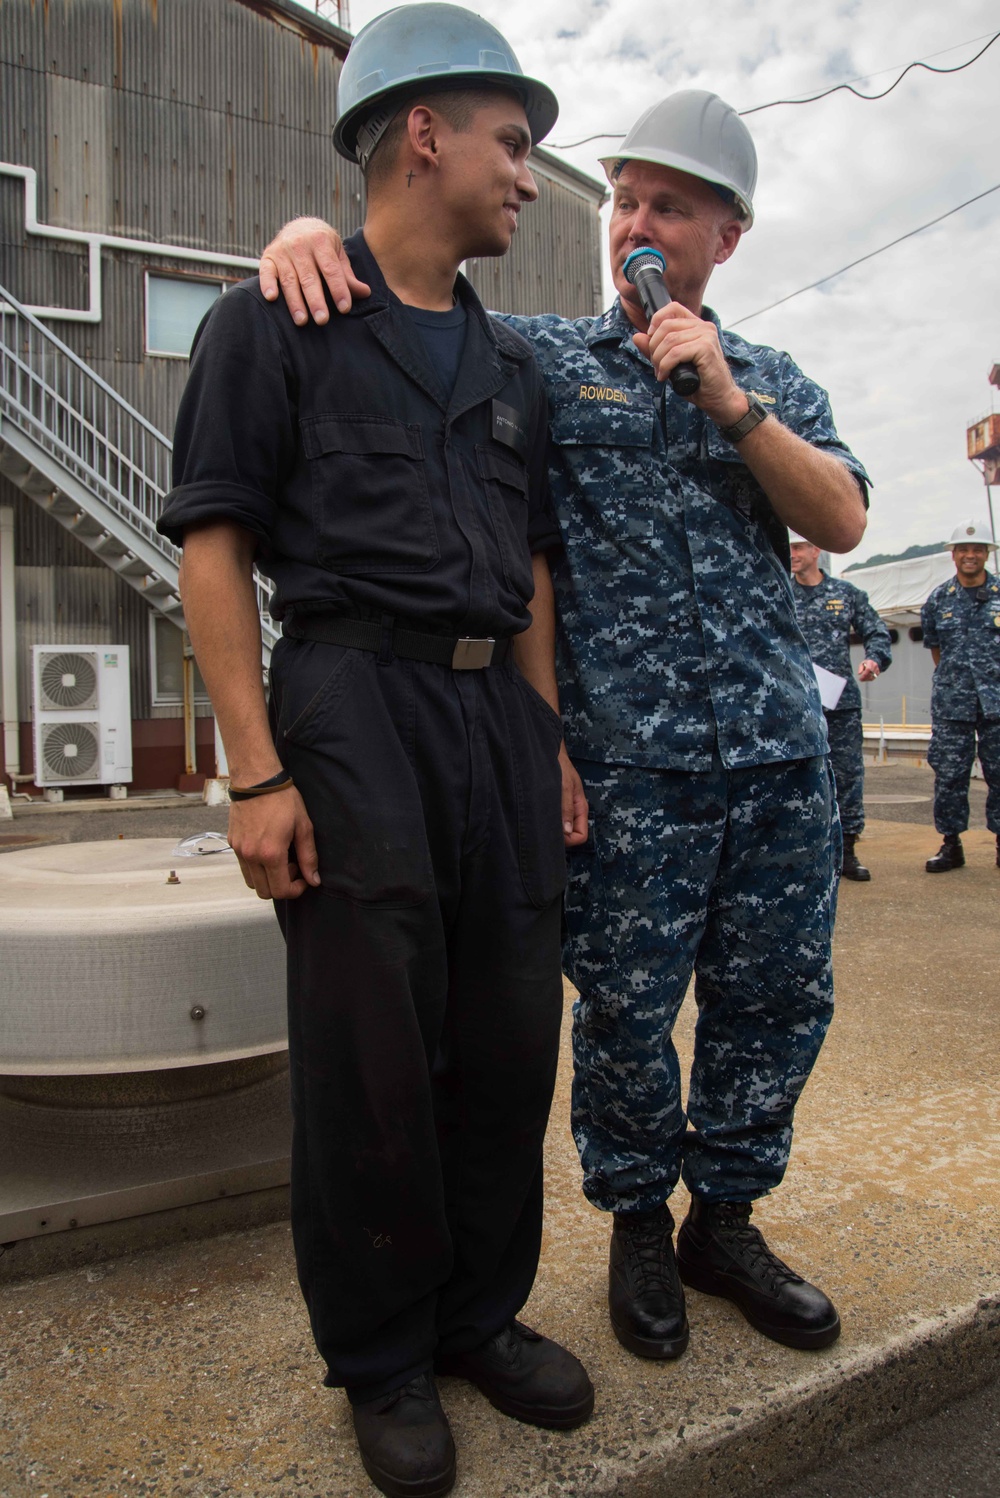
[0,281,276,651]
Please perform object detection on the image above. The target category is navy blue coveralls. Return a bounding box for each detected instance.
[159,233,566,1402]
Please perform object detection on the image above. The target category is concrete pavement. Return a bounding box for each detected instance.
[1,773,998,1496]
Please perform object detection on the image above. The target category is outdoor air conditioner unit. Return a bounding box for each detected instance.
[31,645,132,787]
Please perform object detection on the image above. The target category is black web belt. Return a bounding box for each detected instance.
[283,614,512,670]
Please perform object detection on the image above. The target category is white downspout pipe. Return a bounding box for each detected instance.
[182,634,197,781]
[0,505,21,781]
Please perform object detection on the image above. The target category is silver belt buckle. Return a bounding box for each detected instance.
[452,636,495,670]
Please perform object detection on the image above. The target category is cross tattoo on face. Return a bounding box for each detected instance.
[406,170,415,187]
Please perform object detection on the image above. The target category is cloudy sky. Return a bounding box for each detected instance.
[304,1,1000,571]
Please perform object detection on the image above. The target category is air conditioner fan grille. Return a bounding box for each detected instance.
[41,721,100,780]
[39,652,98,710]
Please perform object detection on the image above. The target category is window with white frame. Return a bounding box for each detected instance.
[146,273,225,357]
[151,617,210,705]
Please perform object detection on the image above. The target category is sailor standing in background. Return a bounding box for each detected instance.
[791,536,892,881]
[922,520,1000,873]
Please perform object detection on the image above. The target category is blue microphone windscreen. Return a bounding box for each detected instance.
[623,247,666,285]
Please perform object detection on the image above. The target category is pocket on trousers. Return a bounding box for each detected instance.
[507,676,567,909]
[513,667,565,741]
[302,413,440,576]
[274,640,367,746]
[280,650,433,907]
[562,820,620,988]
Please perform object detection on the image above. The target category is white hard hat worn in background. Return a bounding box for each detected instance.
[948,520,998,548]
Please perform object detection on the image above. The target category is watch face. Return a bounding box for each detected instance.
[725,395,767,441]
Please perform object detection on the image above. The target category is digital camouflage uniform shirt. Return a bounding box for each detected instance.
[792,574,892,714]
[792,573,891,837]
[501,301,869,765]
[921,571,1000,722]
[921,570,1000,839]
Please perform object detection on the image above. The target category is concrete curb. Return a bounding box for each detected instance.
[9,791,203,814]
[577,1295,1000,1498]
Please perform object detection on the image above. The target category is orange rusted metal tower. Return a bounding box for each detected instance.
[966,365,1000,541]
[314,0,351,32]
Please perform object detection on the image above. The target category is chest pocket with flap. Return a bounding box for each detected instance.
[301,413,439,575]
[549,400,654,452]
[476,445,533,597]
[548,400,655,541]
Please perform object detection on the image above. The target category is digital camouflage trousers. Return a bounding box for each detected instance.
[928,711,1000,835]
[564,753,840,1213]
[824,709,865,836]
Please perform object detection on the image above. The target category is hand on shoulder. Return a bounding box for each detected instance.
[259,217,370,325]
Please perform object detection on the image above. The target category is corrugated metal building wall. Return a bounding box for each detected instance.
[1,0,363,437]
[0,0,605,787]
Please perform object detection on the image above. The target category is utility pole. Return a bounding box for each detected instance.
[966,365,1000,544]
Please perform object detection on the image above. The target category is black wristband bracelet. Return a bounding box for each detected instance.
[228,769,294,801]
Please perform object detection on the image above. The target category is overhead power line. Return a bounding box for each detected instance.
[729,182,1000,327]
[547,30,1000,149]
[739,27,1000,114]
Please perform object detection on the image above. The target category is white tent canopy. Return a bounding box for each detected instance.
[840,552,956,623]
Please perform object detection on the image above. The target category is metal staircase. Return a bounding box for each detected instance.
[0,281,277,658]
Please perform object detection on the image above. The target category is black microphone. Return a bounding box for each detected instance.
[622,247,700,397]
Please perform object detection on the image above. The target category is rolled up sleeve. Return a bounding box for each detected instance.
[157,284,296,551]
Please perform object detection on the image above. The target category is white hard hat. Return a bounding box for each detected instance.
[599,89,757,226]
[948,520,997,548]
[788,531,813,545]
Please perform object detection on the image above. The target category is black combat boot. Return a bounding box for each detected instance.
[608,1204,690,1359]
[351,1373,456,1498]
[925,834,965,873]
[436,1321,594,1429]
[676,1198,840,1350]
[840,833,871,882]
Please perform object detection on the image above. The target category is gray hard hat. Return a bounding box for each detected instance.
[599,89,757,226]
[948,519,997,547]
[334,3,559,172]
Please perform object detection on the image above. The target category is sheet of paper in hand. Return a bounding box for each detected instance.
[813,663,847,711]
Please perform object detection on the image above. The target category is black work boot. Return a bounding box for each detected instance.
[676,1198,840,1350]
[608,1204,690,1359]
[840,833,871,882]
[925,834,965,873]
[436,1321,593,1430]
[351,1373,456,1498]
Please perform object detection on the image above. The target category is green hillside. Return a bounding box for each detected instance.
[843,541,945,573]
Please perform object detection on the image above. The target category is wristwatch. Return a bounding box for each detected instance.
[718,393,769,444]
